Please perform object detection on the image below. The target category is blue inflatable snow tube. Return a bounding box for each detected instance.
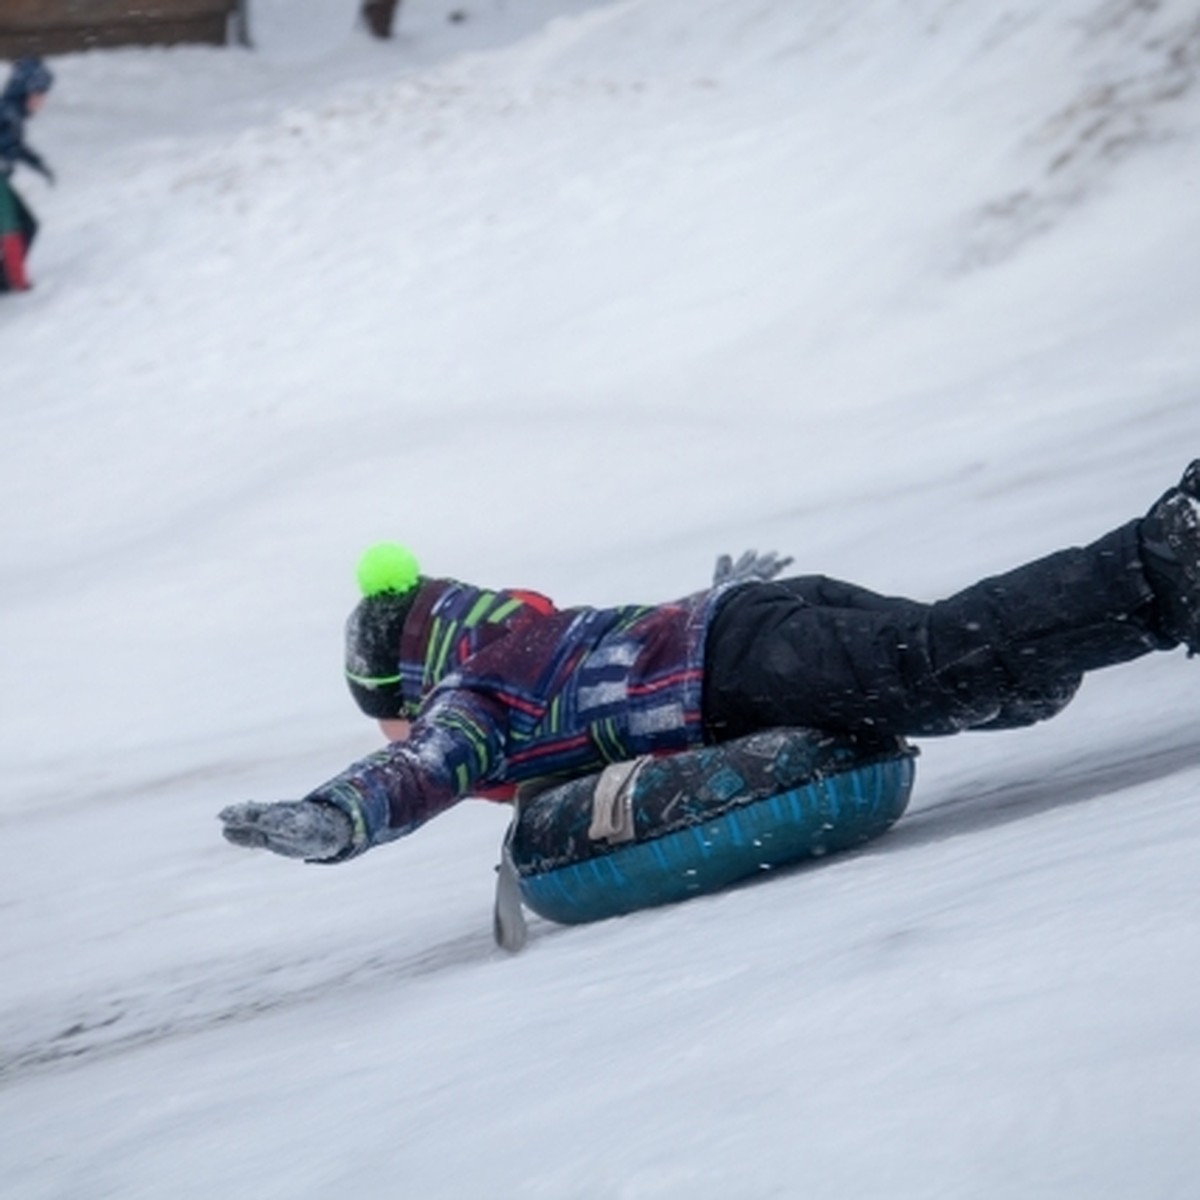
[510,728,916,925]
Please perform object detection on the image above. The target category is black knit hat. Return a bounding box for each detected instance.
[344,593,417,718]
[344,542,422,719]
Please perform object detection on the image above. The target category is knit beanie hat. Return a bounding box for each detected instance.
[344,542,422,719]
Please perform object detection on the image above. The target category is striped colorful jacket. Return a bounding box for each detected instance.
[307,577,738,858]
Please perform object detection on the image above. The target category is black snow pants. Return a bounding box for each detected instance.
[702,519,1172,741]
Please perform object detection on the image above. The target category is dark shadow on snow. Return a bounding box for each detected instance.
[888,720,1200,850]
[0,928,501,1085]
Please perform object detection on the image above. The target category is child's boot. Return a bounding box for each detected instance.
[1140,460,1200,652]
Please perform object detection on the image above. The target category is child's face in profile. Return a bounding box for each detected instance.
[27,92,47,114]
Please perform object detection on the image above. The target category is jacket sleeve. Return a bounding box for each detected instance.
[303,686,511,858]
[0,107,31,177]
[17,143,50,179]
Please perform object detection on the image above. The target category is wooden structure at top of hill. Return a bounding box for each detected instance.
[0,1,242,56]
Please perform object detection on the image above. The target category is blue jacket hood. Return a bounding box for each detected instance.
[3,58,54,112]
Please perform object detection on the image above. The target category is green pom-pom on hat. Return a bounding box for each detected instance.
[356,541,421,597]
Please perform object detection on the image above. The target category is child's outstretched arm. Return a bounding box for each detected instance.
[221,687,510,862]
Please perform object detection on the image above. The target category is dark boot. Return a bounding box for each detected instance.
[362,0,401,38]
[1140,460,1200,653]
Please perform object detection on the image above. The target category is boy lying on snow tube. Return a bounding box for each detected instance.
[220,462,1200,929]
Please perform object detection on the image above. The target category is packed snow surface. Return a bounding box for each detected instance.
[2,1,1200,1196]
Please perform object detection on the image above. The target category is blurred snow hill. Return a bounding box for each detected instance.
[2,2,1200,1199]
[5,0,1200,791]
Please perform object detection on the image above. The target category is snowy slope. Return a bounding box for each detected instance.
[2,1,1200,1196]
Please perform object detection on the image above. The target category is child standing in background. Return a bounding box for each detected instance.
[1,56,55,293]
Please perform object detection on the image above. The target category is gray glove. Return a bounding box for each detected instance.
[219,800,353,861]
[712,549,794,586]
